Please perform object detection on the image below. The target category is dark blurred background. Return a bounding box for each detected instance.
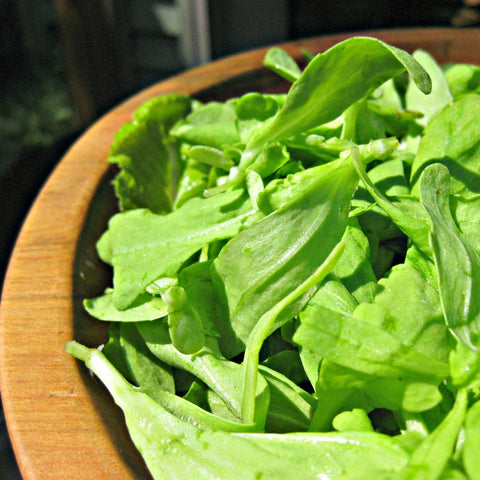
[1,1,479,477]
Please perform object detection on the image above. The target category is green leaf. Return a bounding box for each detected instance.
[295,303,448,380]
[261,350,307,385]
[161,286,206,355]
[137,320,269,427]
[244,142,291,178]
[177,261,222,339]
[463,399,480,480]
[399,389,467,480]
[295,255,450,412]
[353,150,431,255]
[411,94,480,198]
[108,188,255,310]
[109,122,175,213]
[187,145,234,171]
[171,101,240,148]
[306,245,449,416]
[235,92,283,121]
[332,408,374,432]
[110,322,175,392]
[419,163,480,349]
[297,276,358,389]
[241,241,345,424]
[143,383,259,432]
[449,341,480,389]
[259,365,316,433]
[331,217,377,303]
[84,289,168,322]
[263,47,302,82]
[341,99,386,144]
[450,194,480,253]
[212,155,358,353]
[132,93,192,129]
[66,341,411,480]
[444,62,480,99]
[109,93,191,213]
[174,159,210,208]
[406,50,453,127]
[356,259,449,364]
[242,37,431,167]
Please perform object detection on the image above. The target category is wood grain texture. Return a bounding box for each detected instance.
[1,28,479,480]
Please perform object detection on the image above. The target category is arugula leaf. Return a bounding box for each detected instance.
[331,217,377,303]
[161,286,207,355]
[171,100,240,148]
[107,188,255,310]
[109,94,191,213]
[259,365,316,433]
[463,399,480,479]
[399,389,467,480]
[295,255,450,421]
[444,62,480,99]
[241,241,345,424]
[405,50,453,127]
[103,322,175,392]
[263,47,302,82]
[450,194,480,253]
[332,408,374,432]
[341,99,386,144]
[174,158,211,208]
[212,153,358,354]
[419,163,480,349]
[352,150,431,255]
[294,303,448,380]
[137,320,270,427]
[411,94,480,198]
[84,289,168,322]
[66,342,411,480]
[241,37,431,168]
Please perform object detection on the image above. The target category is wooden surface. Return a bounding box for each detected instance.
[1,28,479,480]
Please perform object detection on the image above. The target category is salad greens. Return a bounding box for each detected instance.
[67,36,480,479]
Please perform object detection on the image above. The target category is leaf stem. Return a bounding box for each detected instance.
[241,241,346,424]
[65,340,90,362]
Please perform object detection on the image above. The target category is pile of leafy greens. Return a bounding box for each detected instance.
[66,37,480,479]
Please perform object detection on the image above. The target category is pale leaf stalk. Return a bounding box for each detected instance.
[241,240,346,424]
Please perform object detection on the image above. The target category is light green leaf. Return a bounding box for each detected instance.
[242,37,431,167]
[109,93,191,213]
[463,399,480,480]
[109,188,255,310]
[411,94,480,198]
[171,100,240,148]
[137,320,269,427]
[399,389,467,480]
[84,289,167,322]
[406,49,453,127]
[212,155,358,352]
[419,163,480,349]
[263,47,302,82]
[66,340,411,480]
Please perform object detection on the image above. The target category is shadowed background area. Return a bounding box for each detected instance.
[1,1,479,477]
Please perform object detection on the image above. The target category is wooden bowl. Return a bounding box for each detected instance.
[1,28,479,480]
